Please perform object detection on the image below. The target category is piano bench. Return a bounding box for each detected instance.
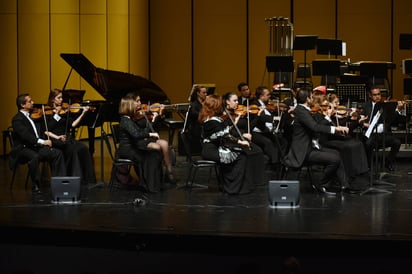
[163,118,184,146]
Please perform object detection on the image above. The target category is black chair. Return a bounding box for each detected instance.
[7,127,49,190]
[107,123,140,191]
[178,131,220,191]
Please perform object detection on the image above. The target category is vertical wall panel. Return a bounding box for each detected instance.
[249,0,290,91]
[79,0,107,99]
[393,0,412,98]
[295,0,336,87]
[0,1,18,149]
[338,0,391,61]
[18,0,50,103]
[150,0,192,104]
[107,0,129,70]
[50,0,80,91]
[130,0,149,77]
[193,0,246,94]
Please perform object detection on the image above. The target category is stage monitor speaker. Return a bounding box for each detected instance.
[268,180,300,208]
[51,176,81,204]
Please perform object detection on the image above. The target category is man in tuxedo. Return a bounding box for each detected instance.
[283,89,358,195]
[237,82,252,106]
[361,86,403,171]
[10,93,66,193]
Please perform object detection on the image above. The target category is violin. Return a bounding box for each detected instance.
[30,103,95,119]
[30,106,54,119]
[60,103,96,113]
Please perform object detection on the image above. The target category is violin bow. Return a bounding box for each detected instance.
[224,107,250,150]
[246,99,250,134]
[41,104,50,141]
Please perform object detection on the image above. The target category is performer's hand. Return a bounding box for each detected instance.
[336,126,349,135]
[242,133,252,141]
[44,140,53,147]
[238,139,250,147]
[149,132,159,139]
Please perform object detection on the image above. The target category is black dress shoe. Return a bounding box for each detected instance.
[385,164,395,172]
[32,183,41,194]
[341,186,361,195]
[312,184,337,195]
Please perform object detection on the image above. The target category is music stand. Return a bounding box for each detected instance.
[360,62,390,98]
[316,38,343,57]
[293,35,318,87]
[312,59,341,88]
[361,102,397,195]
[266,56,294,98]
[399,33,412,50]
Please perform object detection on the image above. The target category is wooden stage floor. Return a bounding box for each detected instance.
[1,138,412,274]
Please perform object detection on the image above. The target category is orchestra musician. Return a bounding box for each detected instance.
[44,88,96,185]
[237,82,252,106]
[250,86,286,172]
[283,89,359,195]
[312,92,369,182]
[185,85,208,155]
[117,94,166,193]
[222,92,266,185]
[199,94,259,194]
[10,93,66,193]
[361,86,404,172]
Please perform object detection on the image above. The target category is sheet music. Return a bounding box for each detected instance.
[364,110,381,138]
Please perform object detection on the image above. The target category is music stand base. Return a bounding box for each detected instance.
[177,183,208,190]
[88,181,106,190]
[360,186,392,195]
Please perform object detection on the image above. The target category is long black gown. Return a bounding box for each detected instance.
[118,115,163,192]
[45,112,96,184]
[201,116,265,194]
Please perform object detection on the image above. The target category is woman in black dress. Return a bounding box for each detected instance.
[199,94,260,194]
[44,89,96,184]
[117,95,170,192]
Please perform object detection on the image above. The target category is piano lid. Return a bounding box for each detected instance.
[60,53,169,103]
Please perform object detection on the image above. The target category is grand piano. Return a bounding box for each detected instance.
[60,53,173,155]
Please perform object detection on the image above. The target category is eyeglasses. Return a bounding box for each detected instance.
[371,93,381,96]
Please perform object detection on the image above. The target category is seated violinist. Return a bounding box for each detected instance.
[199,94,262,194]
[361,86,403,172]
[118,93,175,191]
[250,86,287,172]
[10,93,66,193]
[44,89,96,185]
[222,92,266,185]
[311,92,369,181]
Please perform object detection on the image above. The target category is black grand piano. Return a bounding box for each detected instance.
[60,53,174,155]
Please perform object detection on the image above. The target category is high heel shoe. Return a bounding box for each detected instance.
[166,172,176,184]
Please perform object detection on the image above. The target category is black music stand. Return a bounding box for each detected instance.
[293,35,318,87]
[361,102,397,195]
[266,56,294,98]
[360,62,389,95]
[400,33,412,50]
[312,59,341,88]
[316,38,343,57]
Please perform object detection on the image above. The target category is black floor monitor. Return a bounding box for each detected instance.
[51,176,81,204]
[268,180,300,208]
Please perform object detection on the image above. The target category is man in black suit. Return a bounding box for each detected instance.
[237,82,252,106]
[361,86,403,171]
[283,89,357,194]
[10,93,66,193]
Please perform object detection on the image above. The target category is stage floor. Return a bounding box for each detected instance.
[1,139,412,274]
